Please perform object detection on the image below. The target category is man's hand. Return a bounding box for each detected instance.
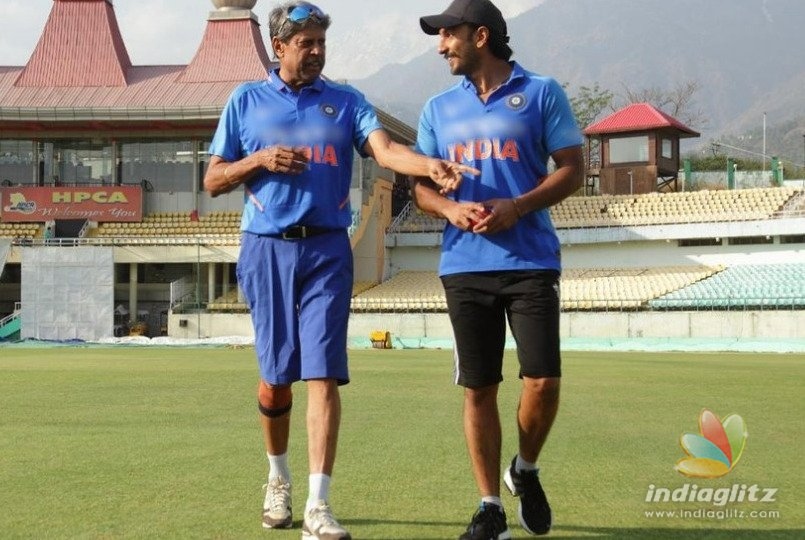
[258,145,310,174]
[427,159,480,195]
[470,198,520,234]
[443,201,490,232]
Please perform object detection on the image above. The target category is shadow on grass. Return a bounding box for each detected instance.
[335,520,803,540]
[555,526,803,538]
[339,517,464,540]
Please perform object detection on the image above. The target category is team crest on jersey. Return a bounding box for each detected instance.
[506,93,527,110]
[320,103,339,117]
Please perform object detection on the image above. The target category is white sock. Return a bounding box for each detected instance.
[516,454,537,473]
[306,473,331,512]
[267,452,291,482]
[481,496,503,508]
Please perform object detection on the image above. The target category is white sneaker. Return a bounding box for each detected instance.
[302,500,351,540]
[262,476,292,529]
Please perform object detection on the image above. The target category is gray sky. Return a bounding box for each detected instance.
[0,0,542,80]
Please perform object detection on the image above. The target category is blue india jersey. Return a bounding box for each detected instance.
[415,62,582,276]
[209,68,383,234]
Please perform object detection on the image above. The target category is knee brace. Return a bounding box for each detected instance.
[257,381,293,418]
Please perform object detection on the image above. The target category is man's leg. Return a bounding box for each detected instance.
[503,271,562,535]
[295,232,352,539]
[502,378,558,536]
[503,377,559,535]
[442,273,511,540]
[259,381,294,529]
[236,233,301,531]
[442,272,506,493]
[259,381,293,457]
[464,383,502,498]
[294,231,349,503]
[517,377,560,462]
[302,378,352,539]
[306,378,340,477]
[460,383,511,540]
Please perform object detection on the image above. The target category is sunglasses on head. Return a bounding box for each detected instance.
[286,3,326,25]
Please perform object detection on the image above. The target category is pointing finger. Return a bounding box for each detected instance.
[455,164,481,176]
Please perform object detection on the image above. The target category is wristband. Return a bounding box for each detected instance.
[512,197,524,218]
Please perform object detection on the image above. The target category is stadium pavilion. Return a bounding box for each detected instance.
[0,0,412,340]
[1,0,804,346]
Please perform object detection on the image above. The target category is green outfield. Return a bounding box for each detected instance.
[0,347,802,539]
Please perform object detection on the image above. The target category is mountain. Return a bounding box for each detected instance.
[716,70,805,167]
[325,12,432,84]
[322,0,547,81]
[353,0,805,164]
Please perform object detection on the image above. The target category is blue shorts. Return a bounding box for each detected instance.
[236,230,353,385]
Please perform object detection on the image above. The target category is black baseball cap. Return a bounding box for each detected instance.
[420,0,508,39]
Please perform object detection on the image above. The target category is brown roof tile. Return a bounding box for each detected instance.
[179,17,272,83]
[0,4,278,117]
[0,2,412,141]
[15,0,131,88]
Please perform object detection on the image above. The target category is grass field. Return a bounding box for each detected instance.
[0,347,803,539]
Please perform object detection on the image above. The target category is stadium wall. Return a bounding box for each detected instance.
[562,241,803,268]
[168,312,252,339]
[168,310,805,341]
[144,190,243,216]
[350,311,805,342]
[387,236,804,271]
[561,310,804,339]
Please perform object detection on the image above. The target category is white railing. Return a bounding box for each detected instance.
[10,235,241,247]
[77,220,91,238]
[386,201,414,233]
[0,302,21,328]
[170,276,197,310]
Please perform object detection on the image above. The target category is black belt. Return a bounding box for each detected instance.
[269,225,336,240]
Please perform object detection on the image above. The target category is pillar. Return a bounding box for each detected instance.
[683,158,692,191]
[207,263,216,304]
[221,263,230,300]
[771,156,781,186]
[128,263,138,325]
[727,158,735,190]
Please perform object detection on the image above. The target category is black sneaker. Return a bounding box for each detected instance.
[459,502,512,540]
[503,456,552,535]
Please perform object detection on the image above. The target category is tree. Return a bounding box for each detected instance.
[566,83,614,129]
[618,80,706,130]
[687,153,763,172]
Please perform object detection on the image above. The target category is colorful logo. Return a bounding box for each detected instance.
[675,409,747,479]
[320,103,338,118]
[506,93,527,110]
[3,192,36,214]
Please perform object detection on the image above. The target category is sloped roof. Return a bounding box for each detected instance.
[584,103,700,138]
[15,0,131,87]
[0,65,247,120]
[179,15,271,83]
[0,1,415,142]
[0,2,276,121]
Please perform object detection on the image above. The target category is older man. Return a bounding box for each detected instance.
[412,0,584,538]
[204,2,475,539]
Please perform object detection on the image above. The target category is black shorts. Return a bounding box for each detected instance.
[441,270,561,388]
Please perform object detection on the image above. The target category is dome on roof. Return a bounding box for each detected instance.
[211,0,257,10]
